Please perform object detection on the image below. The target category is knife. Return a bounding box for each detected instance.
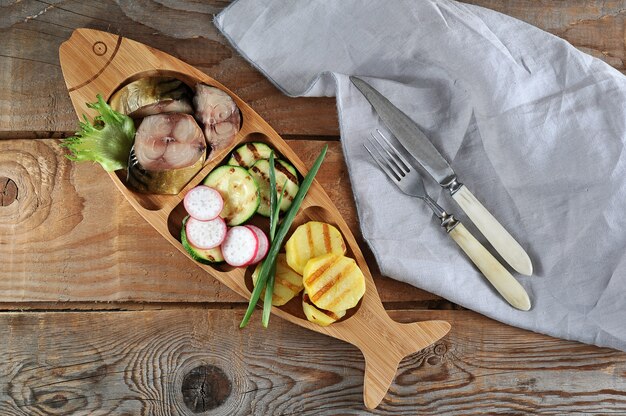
[351,76,533,276]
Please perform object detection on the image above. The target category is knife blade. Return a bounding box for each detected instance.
[351,76,533,276]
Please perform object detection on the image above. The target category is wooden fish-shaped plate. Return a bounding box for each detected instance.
[59,28,451,409]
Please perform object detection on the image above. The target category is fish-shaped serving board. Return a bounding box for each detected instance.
[58,28,451,409]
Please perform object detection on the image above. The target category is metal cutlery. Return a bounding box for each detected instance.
[351,76,533,276]
[365,130,531,311]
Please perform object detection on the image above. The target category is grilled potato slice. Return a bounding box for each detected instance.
[302,253,365,313]
[302,292,346,326]
[285,221,346,274]
[252,253,303,306]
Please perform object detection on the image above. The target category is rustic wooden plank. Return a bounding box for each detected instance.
[1,0,625,136]
[463,0,626,69]
[0,0,338,136]
[0,2,622,413]
[0,308,624,415]
[0,138,436,304]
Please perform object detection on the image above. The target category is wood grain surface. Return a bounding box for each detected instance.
[1,0,626,414]
[1,309,625,416]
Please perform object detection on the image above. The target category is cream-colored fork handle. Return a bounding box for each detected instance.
[449,223,531,311]
[452,186,533,276]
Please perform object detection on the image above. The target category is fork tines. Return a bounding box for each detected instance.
[364,129,411,181]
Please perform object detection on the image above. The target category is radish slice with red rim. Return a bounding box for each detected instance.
[245,225,269,265]
[183,185,224,221]
[222,226,259,267]
[185,216,227,249]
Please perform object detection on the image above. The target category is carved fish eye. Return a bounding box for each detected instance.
[92,41,107,56]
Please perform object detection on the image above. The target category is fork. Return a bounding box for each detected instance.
[365,130,531,311]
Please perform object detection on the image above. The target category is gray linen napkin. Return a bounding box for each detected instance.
[215,0,626,351]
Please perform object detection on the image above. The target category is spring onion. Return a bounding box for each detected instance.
[240,144,328,328]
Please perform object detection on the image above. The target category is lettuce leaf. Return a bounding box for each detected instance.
[61,94,135,172]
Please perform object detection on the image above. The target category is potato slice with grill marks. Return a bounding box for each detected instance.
[252,253,304,306]
[285,221,346,274]
[302,253,365,313]
[302,292,346,326]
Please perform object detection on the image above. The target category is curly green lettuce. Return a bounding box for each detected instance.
[61,95,135,172]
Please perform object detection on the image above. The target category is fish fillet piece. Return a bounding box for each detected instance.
[193,84,241,152]
[127,113,206,194]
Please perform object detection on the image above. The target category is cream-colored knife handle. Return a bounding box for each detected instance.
[449,223,531,311]
[452,186,533,276]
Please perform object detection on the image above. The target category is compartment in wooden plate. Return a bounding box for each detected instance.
[105,71,247,211]
[166,131,296,270]
[242,205,364,323]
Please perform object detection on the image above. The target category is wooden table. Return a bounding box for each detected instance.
[2,1,625,414]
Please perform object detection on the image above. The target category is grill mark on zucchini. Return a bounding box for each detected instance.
[283,191,295,203]
[229,142,274,168]
[247,142,262,160]
[275,162,298,184]
[251,166,272,209]
[232,150,244,165]
[250,166,267,180]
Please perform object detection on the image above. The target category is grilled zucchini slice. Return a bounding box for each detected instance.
[203,165,260,226]
[227,142,274,168]
[302,253,365,313]
[285,221,346,274]
[248,159,299,217]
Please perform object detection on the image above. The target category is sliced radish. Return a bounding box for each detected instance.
[245,225,269,265]
[222,226,259,267]
[185,216,227,249]
[183,185,224,221]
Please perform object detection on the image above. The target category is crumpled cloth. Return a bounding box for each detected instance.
[215,0,626,351]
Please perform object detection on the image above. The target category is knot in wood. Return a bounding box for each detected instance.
[43,393,68,409]
[0,177,18,206]
[181,365,231,413]
[434,342,448,356]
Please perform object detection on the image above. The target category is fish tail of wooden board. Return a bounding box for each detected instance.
[361,318,451,408]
